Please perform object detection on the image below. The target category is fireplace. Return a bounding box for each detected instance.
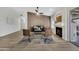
[56,27,62,37]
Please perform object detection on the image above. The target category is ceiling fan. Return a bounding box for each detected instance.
[35,7,43,15]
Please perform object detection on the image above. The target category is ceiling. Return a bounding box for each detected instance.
[12,7,63,16]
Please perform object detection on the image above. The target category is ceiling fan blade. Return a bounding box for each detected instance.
[35,10,38,12]
[39,12,43,14]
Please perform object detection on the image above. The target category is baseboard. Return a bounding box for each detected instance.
[0,30,21,37]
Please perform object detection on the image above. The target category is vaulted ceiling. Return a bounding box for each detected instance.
[12,7,63,16]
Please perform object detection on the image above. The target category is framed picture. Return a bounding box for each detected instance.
[55,16,62,23]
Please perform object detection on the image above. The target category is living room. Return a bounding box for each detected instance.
[0,7,79,51]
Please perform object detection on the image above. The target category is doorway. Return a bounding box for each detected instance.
[70,7,79,47]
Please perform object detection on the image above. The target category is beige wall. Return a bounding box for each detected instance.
[28,12,51,28]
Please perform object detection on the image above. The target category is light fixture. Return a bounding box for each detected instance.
[36,12,40,15]
[35,7,43,15]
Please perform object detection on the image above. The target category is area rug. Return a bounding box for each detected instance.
[19,36,54,44]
